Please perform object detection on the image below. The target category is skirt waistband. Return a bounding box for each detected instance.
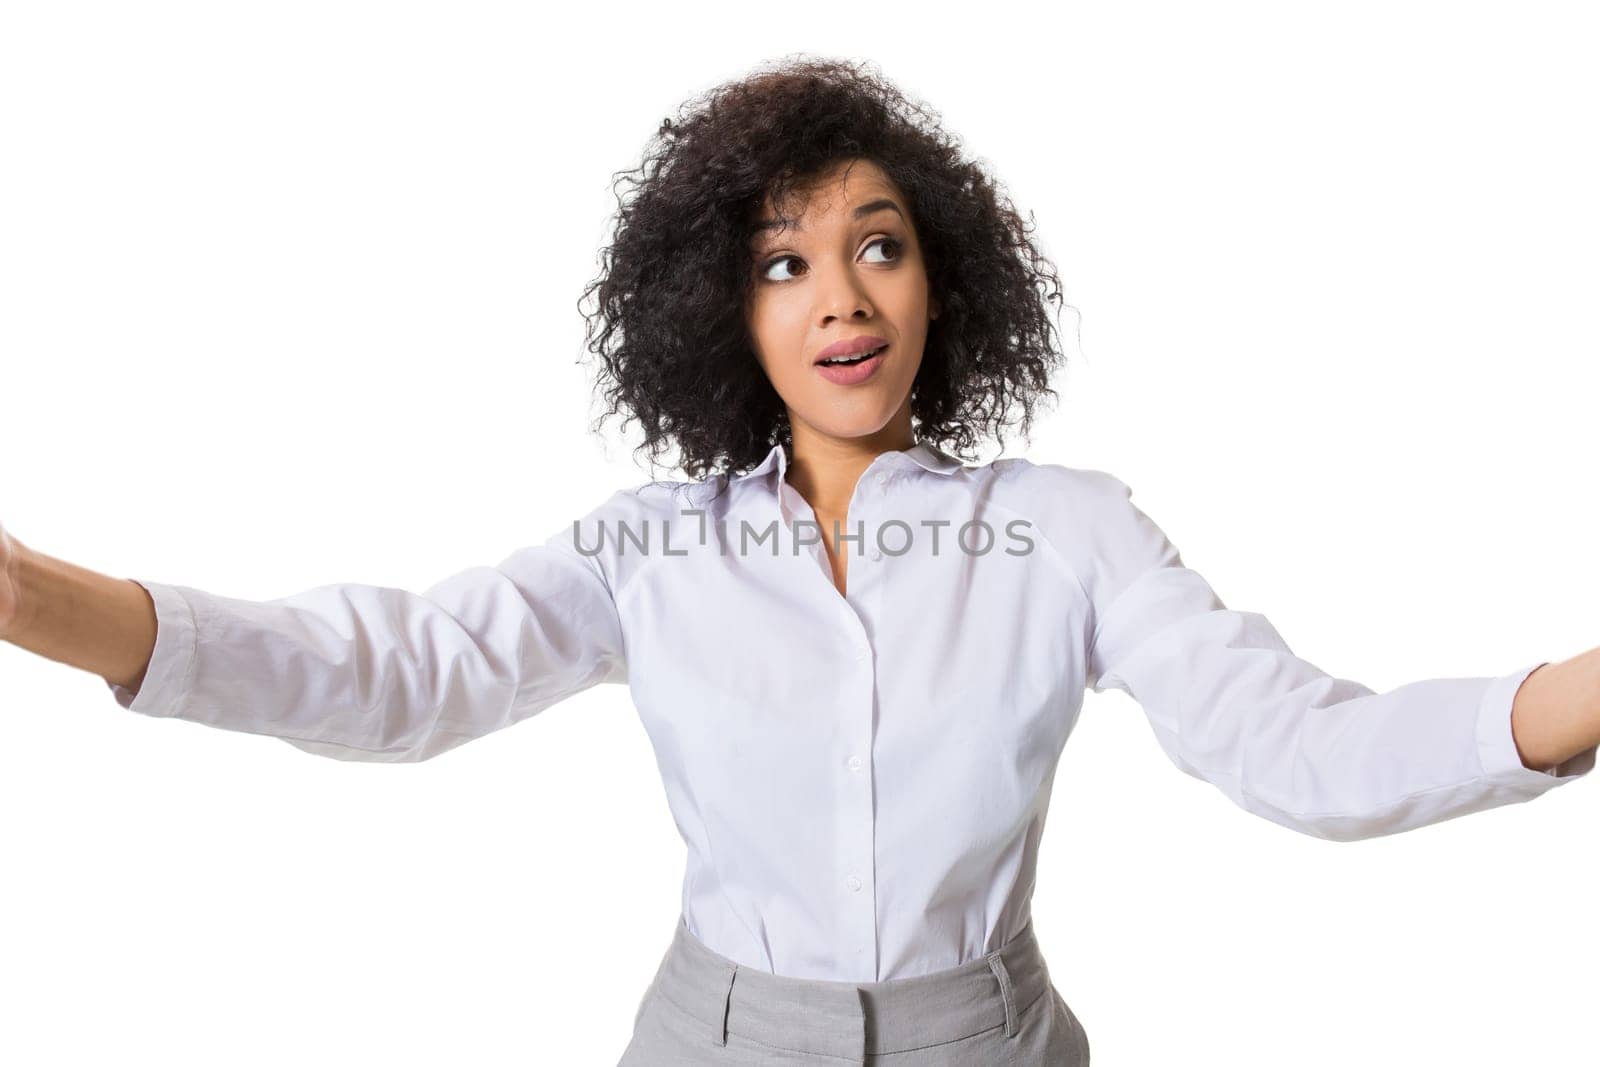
[646,915,1053,1060]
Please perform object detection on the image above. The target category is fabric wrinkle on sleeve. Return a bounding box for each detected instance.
[103,496,631,764]
[1078,469,1593,842]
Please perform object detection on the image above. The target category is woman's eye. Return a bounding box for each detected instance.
[861,236,902,264]
[758,237,903,282]
[761,255,806,282]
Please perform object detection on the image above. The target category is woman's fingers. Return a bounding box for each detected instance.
[0,520,21,642]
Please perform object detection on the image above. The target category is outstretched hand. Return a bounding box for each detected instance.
[0,520,21,642]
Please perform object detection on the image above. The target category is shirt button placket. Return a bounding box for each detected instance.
[846,470,887,974]
[844,635,875,954]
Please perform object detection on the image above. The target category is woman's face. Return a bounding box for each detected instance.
[744,158,939,448]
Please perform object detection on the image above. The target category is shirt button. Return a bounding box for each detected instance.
[854,644,868,662]
[847,875,862,892]
[847,755,863,772]
[867,546,883,561]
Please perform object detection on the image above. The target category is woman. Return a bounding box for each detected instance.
[3,56,1596,1065]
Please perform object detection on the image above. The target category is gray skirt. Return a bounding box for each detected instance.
[617,914,1091,1065]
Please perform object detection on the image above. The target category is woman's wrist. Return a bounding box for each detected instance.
[1510,647,1600,772]
[5,542,158,693]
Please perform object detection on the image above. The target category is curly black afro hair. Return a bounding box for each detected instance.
[577,54,1073,484]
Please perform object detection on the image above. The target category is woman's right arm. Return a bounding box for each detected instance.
[0,501,632,764]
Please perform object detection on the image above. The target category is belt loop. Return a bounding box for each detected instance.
[986,950,1018,1039]
[712,963,738,1047]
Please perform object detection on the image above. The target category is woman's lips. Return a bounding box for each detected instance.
[814,345,886,386]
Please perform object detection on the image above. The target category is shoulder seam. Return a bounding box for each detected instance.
[981,484,1097,651]
[612,479,726,609]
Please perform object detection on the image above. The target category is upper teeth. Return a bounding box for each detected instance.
[824,345,884,364]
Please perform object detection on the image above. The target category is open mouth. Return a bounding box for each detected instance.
[816,343,888,367]
[813,343,888,385]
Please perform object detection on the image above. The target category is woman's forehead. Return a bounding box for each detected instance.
[758,161,904,229]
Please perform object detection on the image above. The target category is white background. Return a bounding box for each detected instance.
[2,2,1596,1063]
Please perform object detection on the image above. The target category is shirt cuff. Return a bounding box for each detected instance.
[104,580,200,717]
[1474,660,1597,789]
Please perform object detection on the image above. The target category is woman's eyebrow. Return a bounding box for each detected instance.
[753,198,905,235]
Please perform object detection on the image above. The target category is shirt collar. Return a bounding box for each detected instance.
[729,439,963,485]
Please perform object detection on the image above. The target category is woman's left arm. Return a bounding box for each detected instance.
[1051,465,1598,842]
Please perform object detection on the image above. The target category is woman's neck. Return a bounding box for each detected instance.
[784,420,916,519]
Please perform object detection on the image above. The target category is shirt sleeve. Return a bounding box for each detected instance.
[1080,470,1594,841]
[103,512,628,764]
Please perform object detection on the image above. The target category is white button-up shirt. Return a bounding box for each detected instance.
[106,440,1594,981]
